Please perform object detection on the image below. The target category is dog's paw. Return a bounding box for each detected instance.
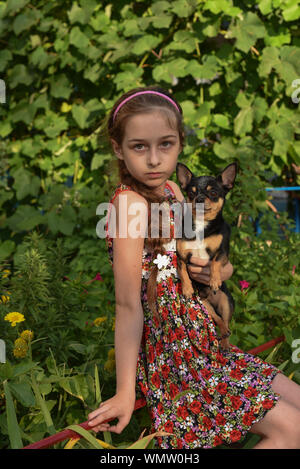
[182,285,194,299]
[209,278,222,294]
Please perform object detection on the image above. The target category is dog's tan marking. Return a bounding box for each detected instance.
[204,198,224,220]
[205,234,223,256]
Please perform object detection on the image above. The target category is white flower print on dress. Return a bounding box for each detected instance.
[153,254,170,269]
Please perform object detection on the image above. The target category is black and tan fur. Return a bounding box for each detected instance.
[176,162,237,350]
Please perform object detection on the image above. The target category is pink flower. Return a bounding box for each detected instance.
[94,272,103,282]
[292,265,296,276]
[239,280,250,291]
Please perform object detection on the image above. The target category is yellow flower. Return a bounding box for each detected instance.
[4,312,25,327]
[20,330,34,342]
[1,295,10,304]
[2,270,10,279]
[13,337,28,358]
[108,348,115,360]
[104,359,115,373]
[93,316,107,327]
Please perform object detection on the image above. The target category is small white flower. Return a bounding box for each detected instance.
[153,254,170,270]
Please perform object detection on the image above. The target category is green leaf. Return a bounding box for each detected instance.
[72,104,90,129]
[9,64,33,88]
[131,35,161,55]
[229,12,266,52]
[0,240,15,263]
[9,381,35,407]
[214,114,230,129]
[234,107,253,136]
[69,26,90,49]
[3,381,23,449]
[4,0,30,15]
[127,431,172,449]
[12,9,40,35]
[59,375,90,402]
[50,74,72,99]
[66,425,105,449]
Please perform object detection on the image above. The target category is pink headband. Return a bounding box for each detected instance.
[113,90,180,122]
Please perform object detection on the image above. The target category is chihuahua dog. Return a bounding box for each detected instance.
[176,162,237,350]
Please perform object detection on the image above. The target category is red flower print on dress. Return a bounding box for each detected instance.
[200,369,212,380]
[161,364,170,379]
[161,307,169,321]
[230,368,244,380]
[262,368,273,377]
[184,430,197,443]
[183,348,193,362]
[244,386,258,398]
[157,402,164,415]
[151,371,161,389]
[190,368,199,380]
[168,330,176,343]
[216,383,228,395]
[230,395,243,410]
[215,413,226,426]
[203,416,213,430]
[173,351,182,368]
[175,326,185,341]
[202,388,213,404]
[188,329,197,341]
[190,400,202,414]
[230,429,242,443]
[188,308,197,321]
[176,438,183,449]
[242,412,255,426]
[170,383,180,399]
[148,345,155,363]
[156,340,163,356]
[177,405,189,420]
[182,381,189,391]
[262,399,274,410]
[214,435,223,446]
[164,420,174,433]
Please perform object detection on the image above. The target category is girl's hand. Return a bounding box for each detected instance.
[187,257,233,285]
[87,392,135,434]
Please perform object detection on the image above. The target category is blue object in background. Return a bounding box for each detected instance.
[255,187,300,235]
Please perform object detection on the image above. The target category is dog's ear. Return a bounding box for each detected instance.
[176,163,193,191]
[217,162,238,192]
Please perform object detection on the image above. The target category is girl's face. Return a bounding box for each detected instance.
[111,110,183,195]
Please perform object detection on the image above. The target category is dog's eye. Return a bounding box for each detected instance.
[210,190,218,197]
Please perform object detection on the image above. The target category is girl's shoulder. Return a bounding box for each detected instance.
[110,183,147,206]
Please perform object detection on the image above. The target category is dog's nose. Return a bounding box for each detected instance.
[195,195,205,203]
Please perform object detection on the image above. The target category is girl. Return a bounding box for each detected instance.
[88,85,300,449]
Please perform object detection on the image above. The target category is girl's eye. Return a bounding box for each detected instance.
[161,141,171,147]
[134,144,145,150]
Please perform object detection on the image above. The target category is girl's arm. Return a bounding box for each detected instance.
[88,191,148,434]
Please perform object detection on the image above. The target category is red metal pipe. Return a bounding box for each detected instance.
[22,335,285,450]
[246,335,285,355]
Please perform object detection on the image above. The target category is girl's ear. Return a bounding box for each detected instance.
[111,139,123,160]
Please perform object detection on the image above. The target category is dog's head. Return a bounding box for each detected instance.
[176,162,237,220]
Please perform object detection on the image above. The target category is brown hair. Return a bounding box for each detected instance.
[106,85,185,320]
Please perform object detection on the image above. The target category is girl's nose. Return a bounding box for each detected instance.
[147,146,160,166]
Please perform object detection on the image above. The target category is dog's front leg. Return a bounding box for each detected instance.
[177,256,195,298]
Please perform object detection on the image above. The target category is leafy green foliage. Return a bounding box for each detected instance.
[0,0,300,450]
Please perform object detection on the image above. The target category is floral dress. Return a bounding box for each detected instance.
[105,182,281,449]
